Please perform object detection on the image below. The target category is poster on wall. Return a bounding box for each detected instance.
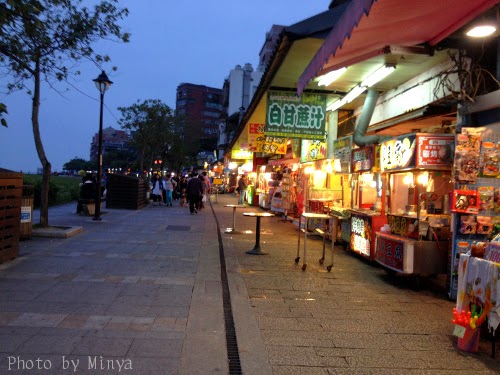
[265,90,327,139]
[300,139,327,162]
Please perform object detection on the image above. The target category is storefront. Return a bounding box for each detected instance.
[375,133,455,275]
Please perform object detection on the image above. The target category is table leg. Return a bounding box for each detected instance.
[328,217,335,272]
[302,217,308,270]
[319,219,326,265]
[295,216,302,263]
[225,207,243,234]
[246,217,268,255]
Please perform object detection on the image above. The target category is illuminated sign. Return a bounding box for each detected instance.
[380,134,416,171]
[332,136,352,173]
[387,215,419,239]
[263,136,286,154]
[231,150,254,159]
[416,135,454,167]
[351,146,375,172]
[350,214,371,257]
[381,133,454,171]
[300,139,327,162]
[265,90,327,140]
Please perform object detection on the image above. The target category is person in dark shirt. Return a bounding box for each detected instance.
[186,173,203,214]
[179,175,188,207]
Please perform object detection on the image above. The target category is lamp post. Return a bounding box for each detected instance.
[93,70,113,221]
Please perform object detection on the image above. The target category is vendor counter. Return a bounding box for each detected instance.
[375,232,448,275]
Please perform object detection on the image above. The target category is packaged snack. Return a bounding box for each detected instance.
[452,190,479,214]
[454,150,480,183]
[460,215,477,234]
[476,216,493,235]
[480,142,500,177]
[478,186,494,211]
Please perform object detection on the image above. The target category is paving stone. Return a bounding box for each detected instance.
[127,338,183,358]
[16,334,83,355]
[71,336,133,356]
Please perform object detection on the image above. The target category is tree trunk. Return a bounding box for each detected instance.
[32,59,51,227]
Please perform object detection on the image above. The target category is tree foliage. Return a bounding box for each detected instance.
[63,157,92,172]
[118,99,185,173]
[0,0,129,226]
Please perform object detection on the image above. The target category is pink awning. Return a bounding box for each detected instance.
[297,0,500,95]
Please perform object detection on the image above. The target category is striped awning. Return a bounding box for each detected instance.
[297,0,499,95]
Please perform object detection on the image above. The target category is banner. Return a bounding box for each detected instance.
[265,90,327,140]
[262,136,286,154]
[248,123,264,152]
[300,139,327,162]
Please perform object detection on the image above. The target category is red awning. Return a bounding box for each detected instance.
[297,0,499,95]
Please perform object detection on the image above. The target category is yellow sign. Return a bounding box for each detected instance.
[231,149,254,159]
[263,136,286,154]
[213,178,223,185]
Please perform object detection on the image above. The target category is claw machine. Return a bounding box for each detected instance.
[375,133,455,275]
[349,145,387,261]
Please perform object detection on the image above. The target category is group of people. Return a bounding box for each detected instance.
[150,171,211,215]
[150,173,178,206]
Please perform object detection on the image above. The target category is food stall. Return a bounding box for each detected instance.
[375,133,455,275]
[349,145,386,261]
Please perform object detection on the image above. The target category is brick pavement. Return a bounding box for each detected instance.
[0,194,498,374]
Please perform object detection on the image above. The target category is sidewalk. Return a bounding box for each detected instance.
[0,194,498,374]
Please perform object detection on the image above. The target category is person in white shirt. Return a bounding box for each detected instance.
[163,175,177,207]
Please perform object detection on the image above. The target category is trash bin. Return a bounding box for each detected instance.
[20,185,34,240]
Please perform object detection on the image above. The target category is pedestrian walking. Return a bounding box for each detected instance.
[179,175,188,207]
[199,174,208,210]
[163,174,176,207]
[186,172,203,214]
[151,173,164,206]
[237,174,248,205]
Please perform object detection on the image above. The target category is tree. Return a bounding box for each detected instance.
[118,99,184,173]
[0,0,129,226]
[63,157,92,172]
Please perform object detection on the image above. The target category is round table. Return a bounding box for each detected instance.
[243,212,274,255]
[224,204,247,234]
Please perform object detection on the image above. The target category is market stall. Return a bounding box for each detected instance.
[375,133,455,275]
[349,144,386,261]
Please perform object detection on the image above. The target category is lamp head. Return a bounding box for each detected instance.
[93,70,113,94]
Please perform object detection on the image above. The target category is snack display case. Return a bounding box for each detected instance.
[349,145,386,260]
[375,133,455,275]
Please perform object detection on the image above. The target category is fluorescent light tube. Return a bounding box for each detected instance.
[317,67,347,86]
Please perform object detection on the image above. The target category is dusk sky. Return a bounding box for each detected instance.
[0,1,329,173]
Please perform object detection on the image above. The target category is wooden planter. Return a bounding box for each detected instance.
[106,174,148,210]
[0,168,22,263]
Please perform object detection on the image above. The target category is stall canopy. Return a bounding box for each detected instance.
[297,0,499,95]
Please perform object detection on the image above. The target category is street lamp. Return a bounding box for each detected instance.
[92,70,113,221]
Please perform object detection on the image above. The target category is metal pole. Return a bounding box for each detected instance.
[93,91,104,221]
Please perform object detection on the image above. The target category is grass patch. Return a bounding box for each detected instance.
[23,174,81,207]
